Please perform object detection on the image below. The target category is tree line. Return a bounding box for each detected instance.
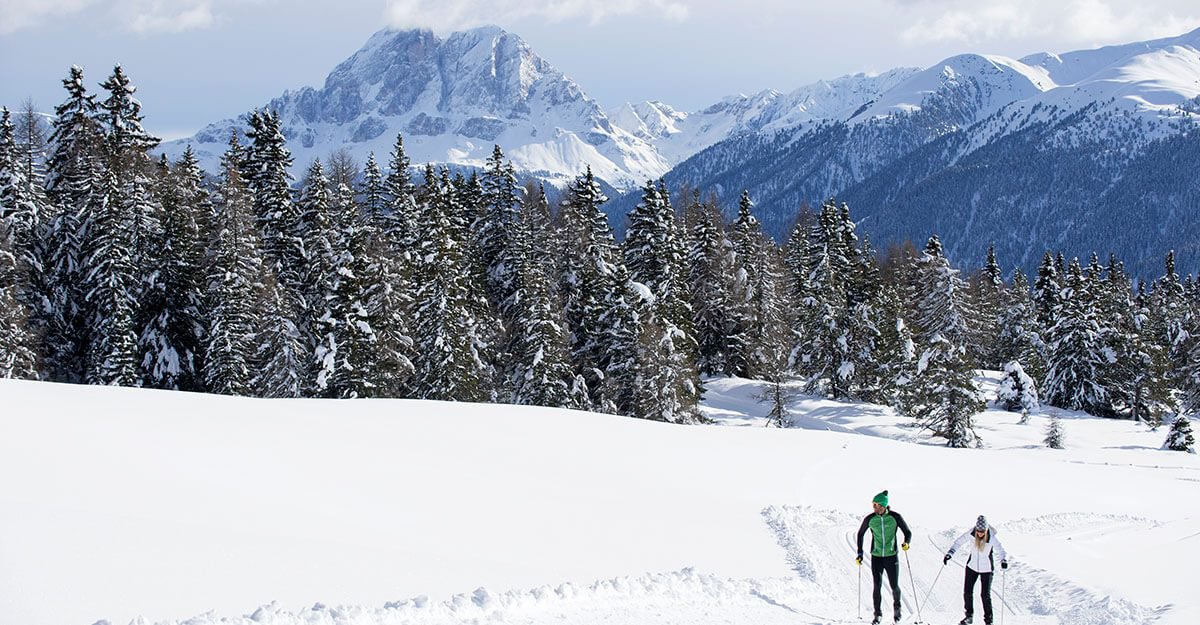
[1,66,1197,450]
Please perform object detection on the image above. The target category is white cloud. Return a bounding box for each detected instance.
[0,0,248,34]
[899,0,1200,47]
[0,0,97,34]
[127,0,214,34]
[384,0,689,32]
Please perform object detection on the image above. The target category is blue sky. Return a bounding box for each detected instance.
[2,0,1199,139]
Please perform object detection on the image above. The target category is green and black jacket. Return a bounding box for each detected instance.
[856,510,913,558]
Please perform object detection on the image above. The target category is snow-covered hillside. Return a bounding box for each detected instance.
[1,376,1195,625]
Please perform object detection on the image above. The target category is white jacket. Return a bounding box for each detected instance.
[949,528,1008,574]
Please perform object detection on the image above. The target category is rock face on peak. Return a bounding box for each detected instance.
[165,25,668,190]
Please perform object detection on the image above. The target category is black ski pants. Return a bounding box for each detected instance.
[964,567,994,624]
[871,554,902,619]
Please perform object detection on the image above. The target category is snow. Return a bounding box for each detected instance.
[1,373,1196,625]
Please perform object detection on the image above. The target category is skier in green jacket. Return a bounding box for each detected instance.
[856,490,913,625]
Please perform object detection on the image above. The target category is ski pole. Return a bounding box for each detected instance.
[1001,568,1006,625]
[858,557,862,620]
[904,548,922,623]
[918,560,945,615]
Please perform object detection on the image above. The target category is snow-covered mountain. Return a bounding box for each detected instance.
[655,28,1200,276]
[611,69,919,166]
[164,26,670,189]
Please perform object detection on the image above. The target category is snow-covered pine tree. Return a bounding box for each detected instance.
[595,262,649,417]
[623,180,701,422]
[1151,251,1192,389]
[994,269,1044,380]
[684,192,734,376]
[408,169,495,402]
[0,108,47,293]
[1163,414,1195,453]
[244,110,300,289]
[324,180,379,399]
[505,195,579,408]
[449,169,503,399]
[556,166,618,406]
[784,206,815,373]
[969,244,1004,367]
[82,170,138,386]
[361,153,385,221]
[1042,258,1112,416]
[96,65,161,268]
[0,219,38,378]
[203,137,263,396]
[994,360,1039,415]
[798,199,853,398]
[874,281,917,408]
[903,235,983,447]
[137,150,207,391]
[844,234,891,402]
[1127,281,1175,426]
[381,133,420,260]
[1033,251,1061,336]
[726,190,767,379]
[477,145,522,314]
[41,66,101,382]
[293,159,340,395]
[1044,415,1065,449]
[358,153,414,398]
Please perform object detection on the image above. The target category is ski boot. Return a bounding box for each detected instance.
[959,617,973,625]
[871,616,881,625]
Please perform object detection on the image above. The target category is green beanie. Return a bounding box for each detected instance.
[872,490,889,507]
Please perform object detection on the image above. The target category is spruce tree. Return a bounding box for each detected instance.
[203,139,261,396]
[409,169,495,401]
[506,195,581,408]
[1044,415,1065,449]
[1,108,46,289]
[1163,414,1195,453]
[82,171,138,386]
[0,219,38,378]
[994,270,1044,380]
[477,145,521,313]
[244,110,300,288]
[294,160,340,395]
[41,66,100,382]
[324,180,379,399]
[994,361,1039,415]
[624,180,701,422]
[136,152,206,391]
[684,193,733,376]
[902,235,983,447]
[1042,259,1111,415]
[1033,251,1061,336]
[1128,281,1176,425]
[556,167,617,406]
[798,199,853,398]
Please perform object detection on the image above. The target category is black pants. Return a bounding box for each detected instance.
[964,568,994,623]
[871,554,902,619]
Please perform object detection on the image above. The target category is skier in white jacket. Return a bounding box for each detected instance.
[943,515,1008,625]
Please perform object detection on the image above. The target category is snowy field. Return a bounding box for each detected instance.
[1,375,1196,625]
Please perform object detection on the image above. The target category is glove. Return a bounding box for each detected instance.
[1001,560,1008,570]
[943,553,951,565]
[856,552,864,566]
[901,542,910,552]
